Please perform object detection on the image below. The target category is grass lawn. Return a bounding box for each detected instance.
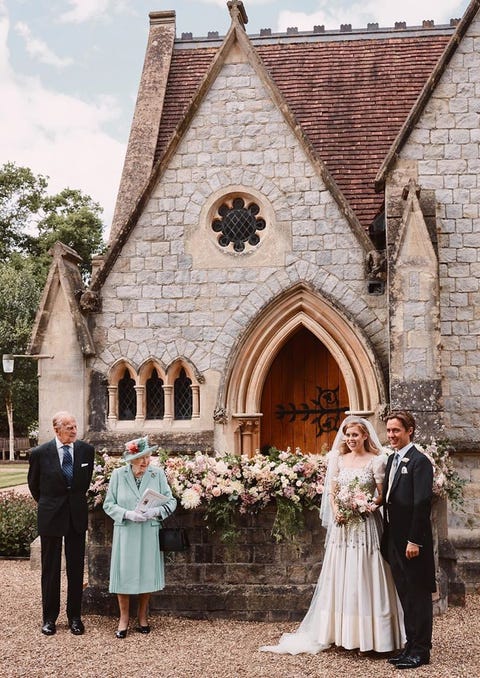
[0,463,29,489]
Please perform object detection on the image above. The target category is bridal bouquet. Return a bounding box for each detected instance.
[334,477,376,527]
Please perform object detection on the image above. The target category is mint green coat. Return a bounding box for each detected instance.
[103,463,177,594]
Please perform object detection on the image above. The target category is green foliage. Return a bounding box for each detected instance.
[0,490,38,557]
[0,162,107,437]
[205,497,240,546]
[34,188,105,281]
[0,162,106,281]
[271,496,305,544]
[0,162,47,259]
[0,259,42,436]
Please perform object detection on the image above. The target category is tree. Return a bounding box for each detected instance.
[0,162,48,260]
[0,162,105,281]
[0,162,107,438]
[0,259,42,438]
[34,188,105,281]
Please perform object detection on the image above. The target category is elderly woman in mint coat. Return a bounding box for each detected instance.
[103,436,177,638]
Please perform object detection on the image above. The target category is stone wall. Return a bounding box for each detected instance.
[90,53,388,451]
[85,505,325,621]
[84,500,464,620]
[391,14,480,447]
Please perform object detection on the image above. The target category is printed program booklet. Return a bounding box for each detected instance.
[136,488,169,512]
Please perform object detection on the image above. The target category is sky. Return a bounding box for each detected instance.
[0,0,471,234]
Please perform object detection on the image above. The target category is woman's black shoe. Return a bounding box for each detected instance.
[135,624,151,634]
[115,628,128,639]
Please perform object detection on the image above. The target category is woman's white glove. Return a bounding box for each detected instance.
[124,510,147,522]
[143,507,162,520]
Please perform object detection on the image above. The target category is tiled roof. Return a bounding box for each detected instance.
[154,31,452,230]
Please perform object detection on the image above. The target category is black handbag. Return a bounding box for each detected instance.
[159,505,190,552]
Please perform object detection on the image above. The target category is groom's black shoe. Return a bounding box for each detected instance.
[387,648,409,665]
[395,654,430,670]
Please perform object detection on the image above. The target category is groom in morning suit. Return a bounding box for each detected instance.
[28,411,94,636]
[381,410,436,670]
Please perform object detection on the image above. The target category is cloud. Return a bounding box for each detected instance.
[58,0,132,24]
[277,0,467,31]
[0,10,125,230]
[14,21,73,69]
[196,0,275,6]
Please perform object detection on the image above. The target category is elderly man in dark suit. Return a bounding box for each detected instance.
[381,410,436,670]
[28,411,94,636]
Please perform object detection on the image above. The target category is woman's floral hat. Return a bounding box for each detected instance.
[122,436,158,462]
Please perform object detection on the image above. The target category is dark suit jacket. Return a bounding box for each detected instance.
[381,444,436,592]
[28,439,95,536]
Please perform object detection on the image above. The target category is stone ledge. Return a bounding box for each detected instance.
[83,583,315,622]
[449,528,480,549]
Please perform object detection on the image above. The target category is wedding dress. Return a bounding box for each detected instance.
[260,422,405,655]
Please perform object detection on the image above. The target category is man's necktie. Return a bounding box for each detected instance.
[391,452,400,478]
[386,452,400,500]
[62,445,74,486]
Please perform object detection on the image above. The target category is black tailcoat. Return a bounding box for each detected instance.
[381,444,436,593]
[28,438,94,623]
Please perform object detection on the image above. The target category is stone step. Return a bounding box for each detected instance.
[449,528,480,553]
[449,528,480,593]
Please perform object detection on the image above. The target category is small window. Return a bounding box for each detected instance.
[146,369,165,420]
[118,369,136,420]
[212,196,266,252]
[174,368,192,420]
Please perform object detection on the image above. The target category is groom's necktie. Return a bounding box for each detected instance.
[386,452,400,501]
[62,445,74,486]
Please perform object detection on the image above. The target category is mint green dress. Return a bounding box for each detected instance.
[103,463,177,594]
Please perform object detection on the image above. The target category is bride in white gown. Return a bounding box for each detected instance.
[260,415,405,655]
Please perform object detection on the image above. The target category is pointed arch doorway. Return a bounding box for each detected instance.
[260,327,348,453]
[222,284,385,456]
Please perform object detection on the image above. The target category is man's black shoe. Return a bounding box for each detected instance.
[395,654,430,670]
[387,648,410,665]
[69,618,85,635]
[41,620,56,636]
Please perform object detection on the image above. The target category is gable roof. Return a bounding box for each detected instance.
[29,242,95,357]
[92,5,376,291]
[376,0,480,189]
[94,3,473,292]
[154,27,453,230]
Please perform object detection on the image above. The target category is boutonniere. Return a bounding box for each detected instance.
[401,466,408,474]
[402,457,410,463]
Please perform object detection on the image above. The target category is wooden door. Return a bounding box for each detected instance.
[260,327,348,454]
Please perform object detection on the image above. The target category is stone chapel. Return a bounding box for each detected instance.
[29,0,480,557]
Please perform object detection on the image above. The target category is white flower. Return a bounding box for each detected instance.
[181,487,202,509]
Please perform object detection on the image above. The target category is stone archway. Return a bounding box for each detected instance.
[221,284,386,455]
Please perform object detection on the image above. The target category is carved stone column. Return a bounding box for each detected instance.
[135,385,145,425]
[232,414,262,457]
[107,386,118,423]
[163,385,173,420]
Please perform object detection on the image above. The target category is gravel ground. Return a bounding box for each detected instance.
[0,559,478,678]
[2,486,478,677]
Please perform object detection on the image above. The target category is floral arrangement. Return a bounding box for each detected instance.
[87,437,464,541]
[161,447,327,543]
[87,450,122,509]
[333,477,376,527]
[415,438,466,509]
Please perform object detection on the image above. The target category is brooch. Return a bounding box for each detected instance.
[150,472,157,478]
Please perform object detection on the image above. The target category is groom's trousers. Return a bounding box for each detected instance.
[388,540,432,658]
